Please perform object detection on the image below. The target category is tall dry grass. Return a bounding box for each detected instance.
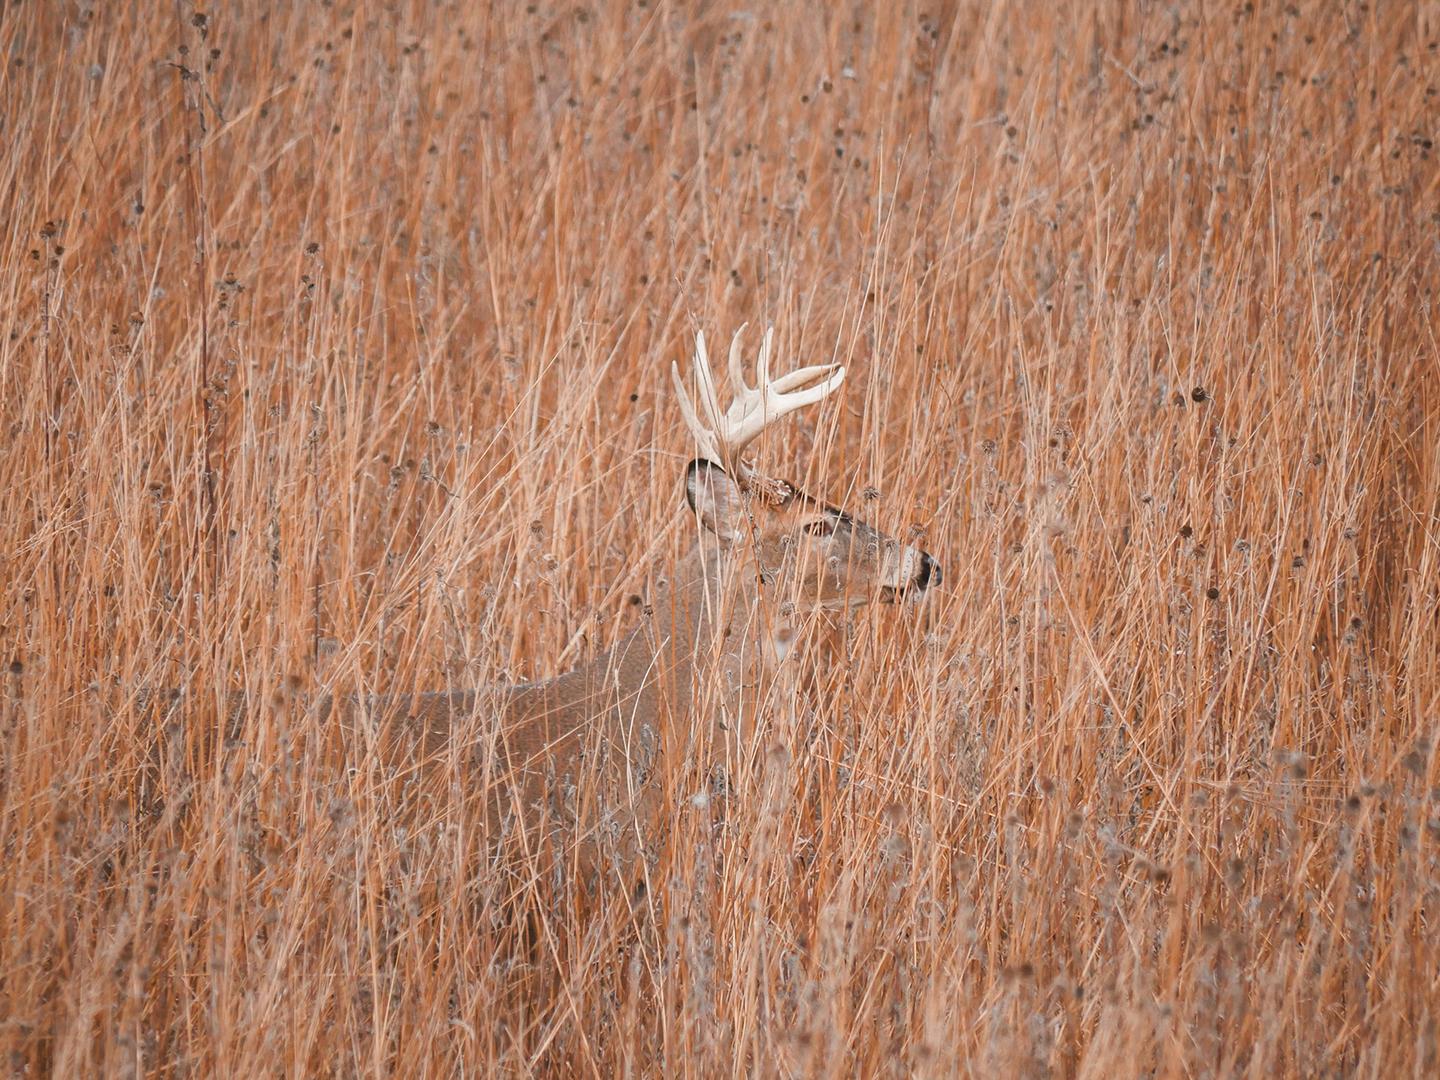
[2,1,1438,1075]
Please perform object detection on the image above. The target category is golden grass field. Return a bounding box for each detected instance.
[3,1,1439,1075]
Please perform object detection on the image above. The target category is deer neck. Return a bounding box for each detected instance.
[525,535,791,738]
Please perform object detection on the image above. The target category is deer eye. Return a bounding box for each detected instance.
[802,519,835,537]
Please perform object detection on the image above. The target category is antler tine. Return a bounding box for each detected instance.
[726,321,751,399]
[691,330,726,437]
[755,325,774,389]
[769,362,846,399]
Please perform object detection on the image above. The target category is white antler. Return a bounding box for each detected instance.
[671,323,845,499]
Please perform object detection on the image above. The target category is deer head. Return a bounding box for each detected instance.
[673,325,940,614]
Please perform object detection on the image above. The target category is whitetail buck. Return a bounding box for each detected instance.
[144,326,939,897]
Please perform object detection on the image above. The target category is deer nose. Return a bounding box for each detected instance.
[915,552,941,590]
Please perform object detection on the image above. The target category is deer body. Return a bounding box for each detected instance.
[350,473,934,889]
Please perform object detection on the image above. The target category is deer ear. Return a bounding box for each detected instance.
[685,459,745,543]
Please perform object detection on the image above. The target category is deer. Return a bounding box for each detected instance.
[138,325,940,901]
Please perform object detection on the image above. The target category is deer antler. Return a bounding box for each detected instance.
[671,324,846,502]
